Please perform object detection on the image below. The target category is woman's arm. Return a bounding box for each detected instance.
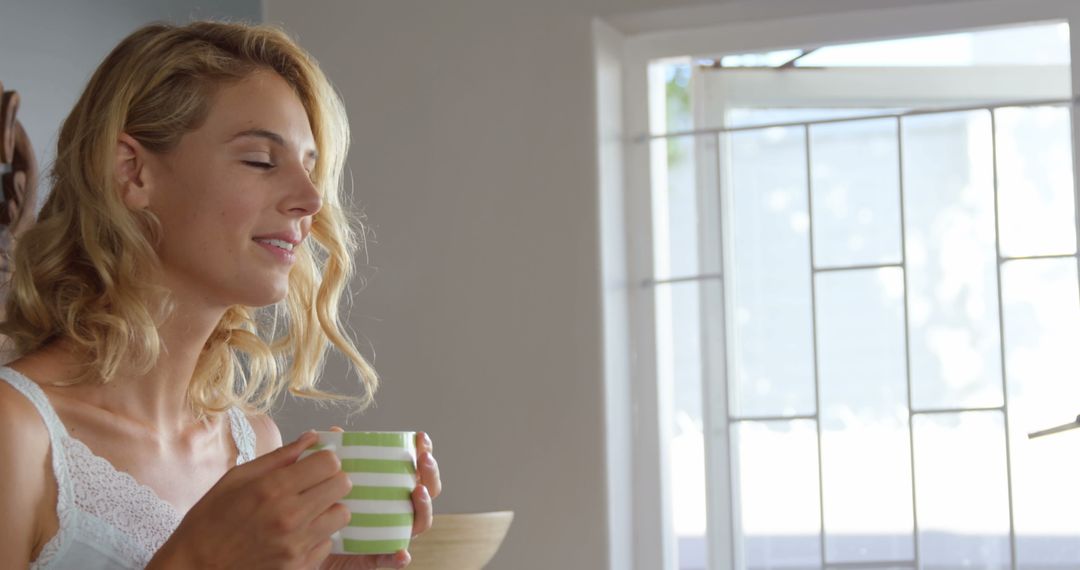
[0,382,53,568]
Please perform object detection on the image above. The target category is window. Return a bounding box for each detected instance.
[606,3,1080,570]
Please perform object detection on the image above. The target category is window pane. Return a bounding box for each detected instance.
[726,127,816,417]
[816,268,913,564]
[796,22,1069,67]
[649,22,1078,570]
[810,118,903,268]
[1002,259,1080,569]
[995,106,1077,258]
[727,108,905,130]
[912,412,1011,570]
[902,111,1003,410]
[732,420,821,570]
[652,133,702,281]
[826,567,913,570]
[653,59,693,135]
[655,281,708,570]
[825,565,911,570]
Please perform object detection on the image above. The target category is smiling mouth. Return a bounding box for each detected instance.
[254,238,295,252]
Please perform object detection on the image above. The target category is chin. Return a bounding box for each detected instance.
[236,283,290,308]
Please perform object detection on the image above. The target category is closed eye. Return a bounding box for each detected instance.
[243,161,275,169]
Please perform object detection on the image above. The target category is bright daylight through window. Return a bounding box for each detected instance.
[647,21,1080,570]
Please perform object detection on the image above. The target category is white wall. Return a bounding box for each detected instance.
[262,1,976,568]
[262,3,639,568]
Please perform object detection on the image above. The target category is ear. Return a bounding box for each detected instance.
[115,132,153,210]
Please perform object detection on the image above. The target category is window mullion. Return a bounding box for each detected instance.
[696,124,732,570]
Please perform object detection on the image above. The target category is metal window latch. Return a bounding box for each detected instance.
[1027,414,1080,439]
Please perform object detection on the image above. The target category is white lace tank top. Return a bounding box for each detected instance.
[0,366,257,569]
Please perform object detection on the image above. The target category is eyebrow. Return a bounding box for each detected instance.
[229,128,319,161]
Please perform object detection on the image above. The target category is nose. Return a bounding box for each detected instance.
[282,166,323,217]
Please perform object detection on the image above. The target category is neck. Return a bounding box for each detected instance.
[54,300,227,435]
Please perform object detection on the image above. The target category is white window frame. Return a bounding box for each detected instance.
[594,1,1080,569]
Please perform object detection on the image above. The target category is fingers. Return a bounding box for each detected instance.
[301,537,334,569]
[410,484,433,538]
[414,433,441,500]
[306,502,351,543]
[330,426,344,433]
[232,431,319,482]
[278,449,346,497]
[297,468,352,521]
[415,432,433,455]
[416,450,441,500]
[322,550,409,570]
[374,550,411,569]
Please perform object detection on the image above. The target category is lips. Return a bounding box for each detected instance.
[252,230,302,249]
[254,237,295,251]
[254,240,297,265]
[253,230,302,263]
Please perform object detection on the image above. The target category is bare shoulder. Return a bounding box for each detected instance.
[0,373,53,566]
[245,412,284,457]
[0,374,52,451]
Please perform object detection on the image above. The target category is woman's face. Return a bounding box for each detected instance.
[144,69,321,310]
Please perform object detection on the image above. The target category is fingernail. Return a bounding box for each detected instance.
[423,433,432,448]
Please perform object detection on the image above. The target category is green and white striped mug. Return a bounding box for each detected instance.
[302,430,417,555]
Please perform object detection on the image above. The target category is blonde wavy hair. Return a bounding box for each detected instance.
[0,21,377,416]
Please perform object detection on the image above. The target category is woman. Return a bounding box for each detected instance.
[0,21,440,569]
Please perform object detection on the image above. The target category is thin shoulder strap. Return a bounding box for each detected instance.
[0,366,75,557]
[227,407,257,464]
[0,366,70,440]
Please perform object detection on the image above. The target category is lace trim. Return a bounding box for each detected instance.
[28,473,73,570]
[63,436,182,562]
[32,408,253,568]
[228,407,257,464]
[0,365,256,569]
[63,509,148,569]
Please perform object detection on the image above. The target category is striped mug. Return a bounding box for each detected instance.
[302,430,417,555]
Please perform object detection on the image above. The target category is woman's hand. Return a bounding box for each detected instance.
[147,431,352,570]
[320,431,442,570]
